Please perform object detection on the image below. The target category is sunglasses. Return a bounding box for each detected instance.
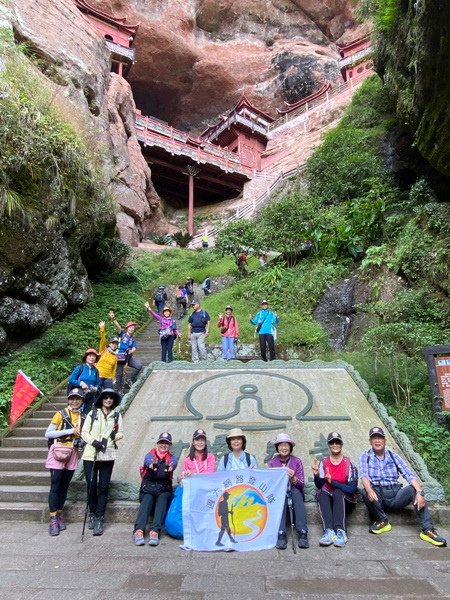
[103,395,115,400]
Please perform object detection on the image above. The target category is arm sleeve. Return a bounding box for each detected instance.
[113,414,124,442]
[359,451,370,479]
[98,326,107,354]
[143,452,156,468]
[68,365,82,386]
[314,474,326,489]
[81,413,96,445]
[391,451,416,484]
[293,458,305,490]
[250,455,257,468]
[250,311,259,325]
[206,453,216,473]
[149,309,163,323]
[217,456,225,471]
[273,313,280,324]
[45,423,75,439]
[330,479,358,494]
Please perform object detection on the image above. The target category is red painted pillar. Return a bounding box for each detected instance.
[188,173,194,236]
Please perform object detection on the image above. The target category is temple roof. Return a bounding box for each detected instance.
[337,34,371,56]
[276,81,332,115]
[73,0,139,37]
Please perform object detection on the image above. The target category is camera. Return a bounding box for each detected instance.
[73,438,86,450]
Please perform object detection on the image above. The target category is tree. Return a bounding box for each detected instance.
[215,220,262,273]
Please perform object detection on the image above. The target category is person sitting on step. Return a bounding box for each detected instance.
[133,432,177,547]
[312,432,358,548]
[268,433,309,550]
[359,426,447,547]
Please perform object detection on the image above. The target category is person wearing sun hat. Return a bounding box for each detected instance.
[217,428,257,471]
[45,387,85,536]
[249,299,279,361]
[312,432,358,548]
[68,348,101,415]
[133,432,178,547]
[108,310,142,391]
[80,388,123,536]
[181,429,216,478]
[145,302,180,363]
[359,426,447,547]
[268,433,309,549]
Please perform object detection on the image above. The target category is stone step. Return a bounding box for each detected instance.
[0,471,49,486]
[0,447,48,460]
[23,417,52,427]
[0,502,47,521]
[32,409,60,418]
[0,458,47,472]
[10,427,45,438]
[1,437,47,448]
[0,485,49,503]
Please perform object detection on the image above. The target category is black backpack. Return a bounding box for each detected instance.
[154,290,165,302]
[223,452,251,468]
[47,409,77,448]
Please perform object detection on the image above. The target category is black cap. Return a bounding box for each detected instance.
[327,431,343,443]
[157,432,172,444]
[369,426,386,438]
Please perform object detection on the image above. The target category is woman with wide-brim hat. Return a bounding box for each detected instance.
[217,428,257,470]
[268,433,309,550]
[68,348,101,414]
[133,432,178,547]
[312,431,358,548]
[81,388,123,536]
[144,302,180,363]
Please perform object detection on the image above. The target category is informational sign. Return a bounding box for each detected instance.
[434,356,450,411]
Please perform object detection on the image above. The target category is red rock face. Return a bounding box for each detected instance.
[91,0,367,131]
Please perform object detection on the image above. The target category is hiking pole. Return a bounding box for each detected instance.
[81,449,98,542]
[287,482,297,554]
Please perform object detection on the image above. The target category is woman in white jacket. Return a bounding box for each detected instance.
[81,388,123,536]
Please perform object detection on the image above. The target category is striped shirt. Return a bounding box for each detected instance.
[359,448,416,486]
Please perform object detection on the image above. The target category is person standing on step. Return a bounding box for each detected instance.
[97,320,119,389]
[185,277,195,305]
[145,302,179,363]
[312,432,358,548]
[217,305,239,360]
[153,285,167,314]
[217,428,257,470]
[108,310,142,392]
[175,284,189,319]
[133,432,177,547]
[201,275,211,295]
[81,388,123,536]
[68,348,101,415]
[250,299,279,361]
[359,426,447,547]
[188,300,210,362]
[268,433,309,550]
[45,387,85,536]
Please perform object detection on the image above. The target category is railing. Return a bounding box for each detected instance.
[339,46,372,68]
[203,112,269,142]
[268,69,373,132]
[105,40,135,61]
[135,114,253,177]
[188,165,307,248]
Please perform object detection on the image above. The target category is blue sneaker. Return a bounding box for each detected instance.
[334,529,347,547]
[319,529,336,546]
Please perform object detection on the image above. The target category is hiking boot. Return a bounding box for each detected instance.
[49,516,59,537]
[93,516,104,536]
[276,531,287,550]
[369,520,392,535]
[215,541,225,547]
[420,529,447,547]
[334,529,347,548]
[134,529,145,546]
[56,514,66,531]
[297,531,309,549]
[319,529,336,546]
[148,530,159,546]
[88,513,95,530]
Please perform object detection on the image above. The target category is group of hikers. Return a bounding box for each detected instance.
[45,391,447,550]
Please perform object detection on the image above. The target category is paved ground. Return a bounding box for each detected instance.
[1,521,449,599]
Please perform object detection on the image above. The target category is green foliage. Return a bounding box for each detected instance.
[172,231,193,248]
[215,220,263,262]
[354,0,399,31]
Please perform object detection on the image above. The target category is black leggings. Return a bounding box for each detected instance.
[317,488,355,532]
[83,460,114,518]
[49,468,75,512]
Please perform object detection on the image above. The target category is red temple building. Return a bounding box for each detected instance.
[276,81,332,115]
[201,96,274,171]
[73,0,139,77]
[337,35,373,81]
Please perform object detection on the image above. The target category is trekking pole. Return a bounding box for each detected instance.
[287,482,297,554]
[81,449,98,542]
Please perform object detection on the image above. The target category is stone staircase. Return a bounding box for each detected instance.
[0,318,162,522]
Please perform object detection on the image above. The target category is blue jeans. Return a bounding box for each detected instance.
[221,336,236,360]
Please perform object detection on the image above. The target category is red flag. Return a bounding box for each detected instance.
[9,370,42,426]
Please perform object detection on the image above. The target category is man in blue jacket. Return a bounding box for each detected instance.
[250,300,279,361]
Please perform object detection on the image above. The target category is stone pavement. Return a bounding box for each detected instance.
[1,521,449,599]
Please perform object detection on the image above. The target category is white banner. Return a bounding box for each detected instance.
[182,468,288,552]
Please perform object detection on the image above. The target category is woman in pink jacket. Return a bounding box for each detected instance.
[181,429,216,477]
[217,305,240,360]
